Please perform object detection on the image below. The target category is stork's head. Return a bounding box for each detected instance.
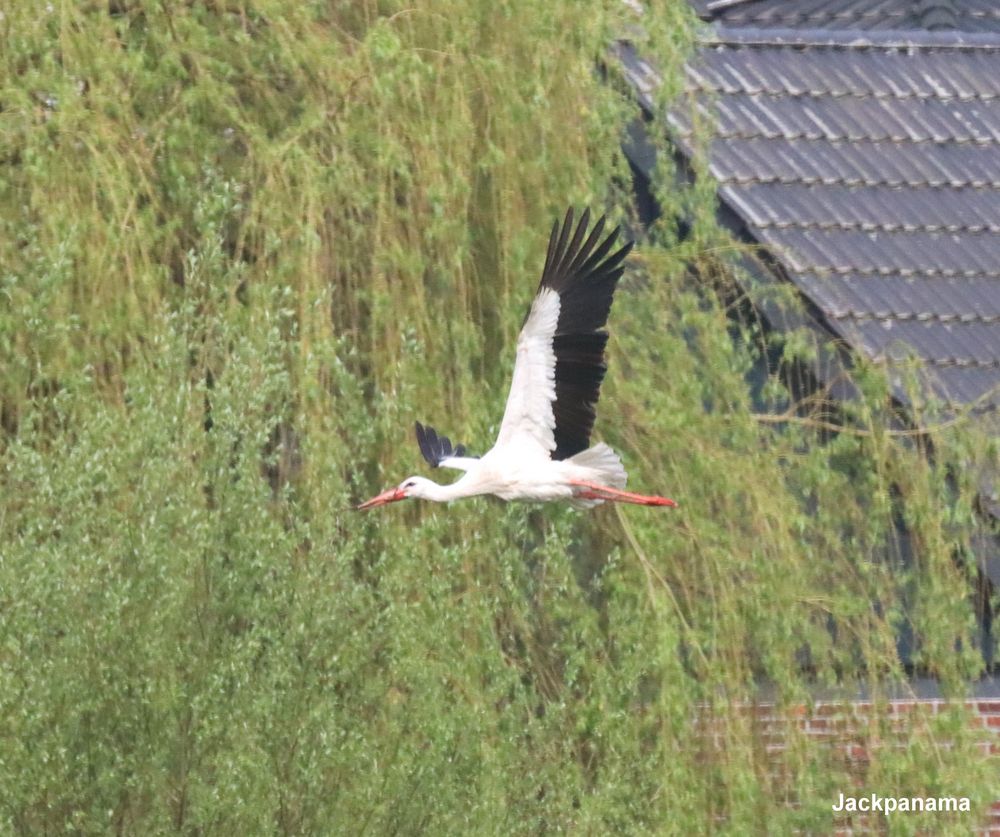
[356,476,436,510]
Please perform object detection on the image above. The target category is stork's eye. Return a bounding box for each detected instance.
[402,479,416,489]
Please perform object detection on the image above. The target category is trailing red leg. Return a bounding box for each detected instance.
[570,480,677,507]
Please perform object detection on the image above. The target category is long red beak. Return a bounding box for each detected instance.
[356,487,407,511]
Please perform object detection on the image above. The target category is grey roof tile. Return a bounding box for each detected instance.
[616,12,1000,407]
[683,94,1000,144]
[705,136,1000,187]
[689,45,1000,100]
[758,228,1000,277]
[926,366,1000,404]
[724,183,1000,232]
[639,20,1000,408]
[838,318,1000,367]
[705,0,1000,33]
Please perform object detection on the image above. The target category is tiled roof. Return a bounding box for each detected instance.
[695,0,1000,33]
[618,25,1000,408]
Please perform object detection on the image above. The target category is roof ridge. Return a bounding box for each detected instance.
[794,266,1000,279]
[686,84,1000,103]
[752,220,1000,235]
[711,9,1000,27]
[718,173,1000,189]
[722,10,910,25]
[707,26,1000,51]
[922,357,1000,369]
[688,128,1000,147]
[831,311,1000,326]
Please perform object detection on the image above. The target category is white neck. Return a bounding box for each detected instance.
[413,475,481,503]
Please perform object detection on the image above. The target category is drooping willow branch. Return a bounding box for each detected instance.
[751,411,965,439]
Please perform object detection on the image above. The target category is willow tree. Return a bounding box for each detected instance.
[0,1,995,833]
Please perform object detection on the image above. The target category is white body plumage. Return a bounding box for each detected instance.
[357,209,677,511]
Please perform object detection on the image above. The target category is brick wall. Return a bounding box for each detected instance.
[697,698,1000,834]
[815,700,1000,836]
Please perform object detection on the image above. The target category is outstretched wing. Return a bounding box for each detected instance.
[494,208,633,461]
[415,421,477,471]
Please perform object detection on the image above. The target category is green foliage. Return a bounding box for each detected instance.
[1,0,996,833]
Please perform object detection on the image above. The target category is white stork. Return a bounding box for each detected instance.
[357,208,677,510]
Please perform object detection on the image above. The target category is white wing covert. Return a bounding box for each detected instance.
[494,209,633,461]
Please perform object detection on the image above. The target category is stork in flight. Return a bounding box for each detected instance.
[357,208,677,510]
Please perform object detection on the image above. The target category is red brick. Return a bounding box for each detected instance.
[695,699,1000,835]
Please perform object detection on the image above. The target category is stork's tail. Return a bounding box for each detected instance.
[568,443,627,508]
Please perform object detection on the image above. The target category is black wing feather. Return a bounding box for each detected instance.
[538,208,634,461]
[415,421,473,468]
